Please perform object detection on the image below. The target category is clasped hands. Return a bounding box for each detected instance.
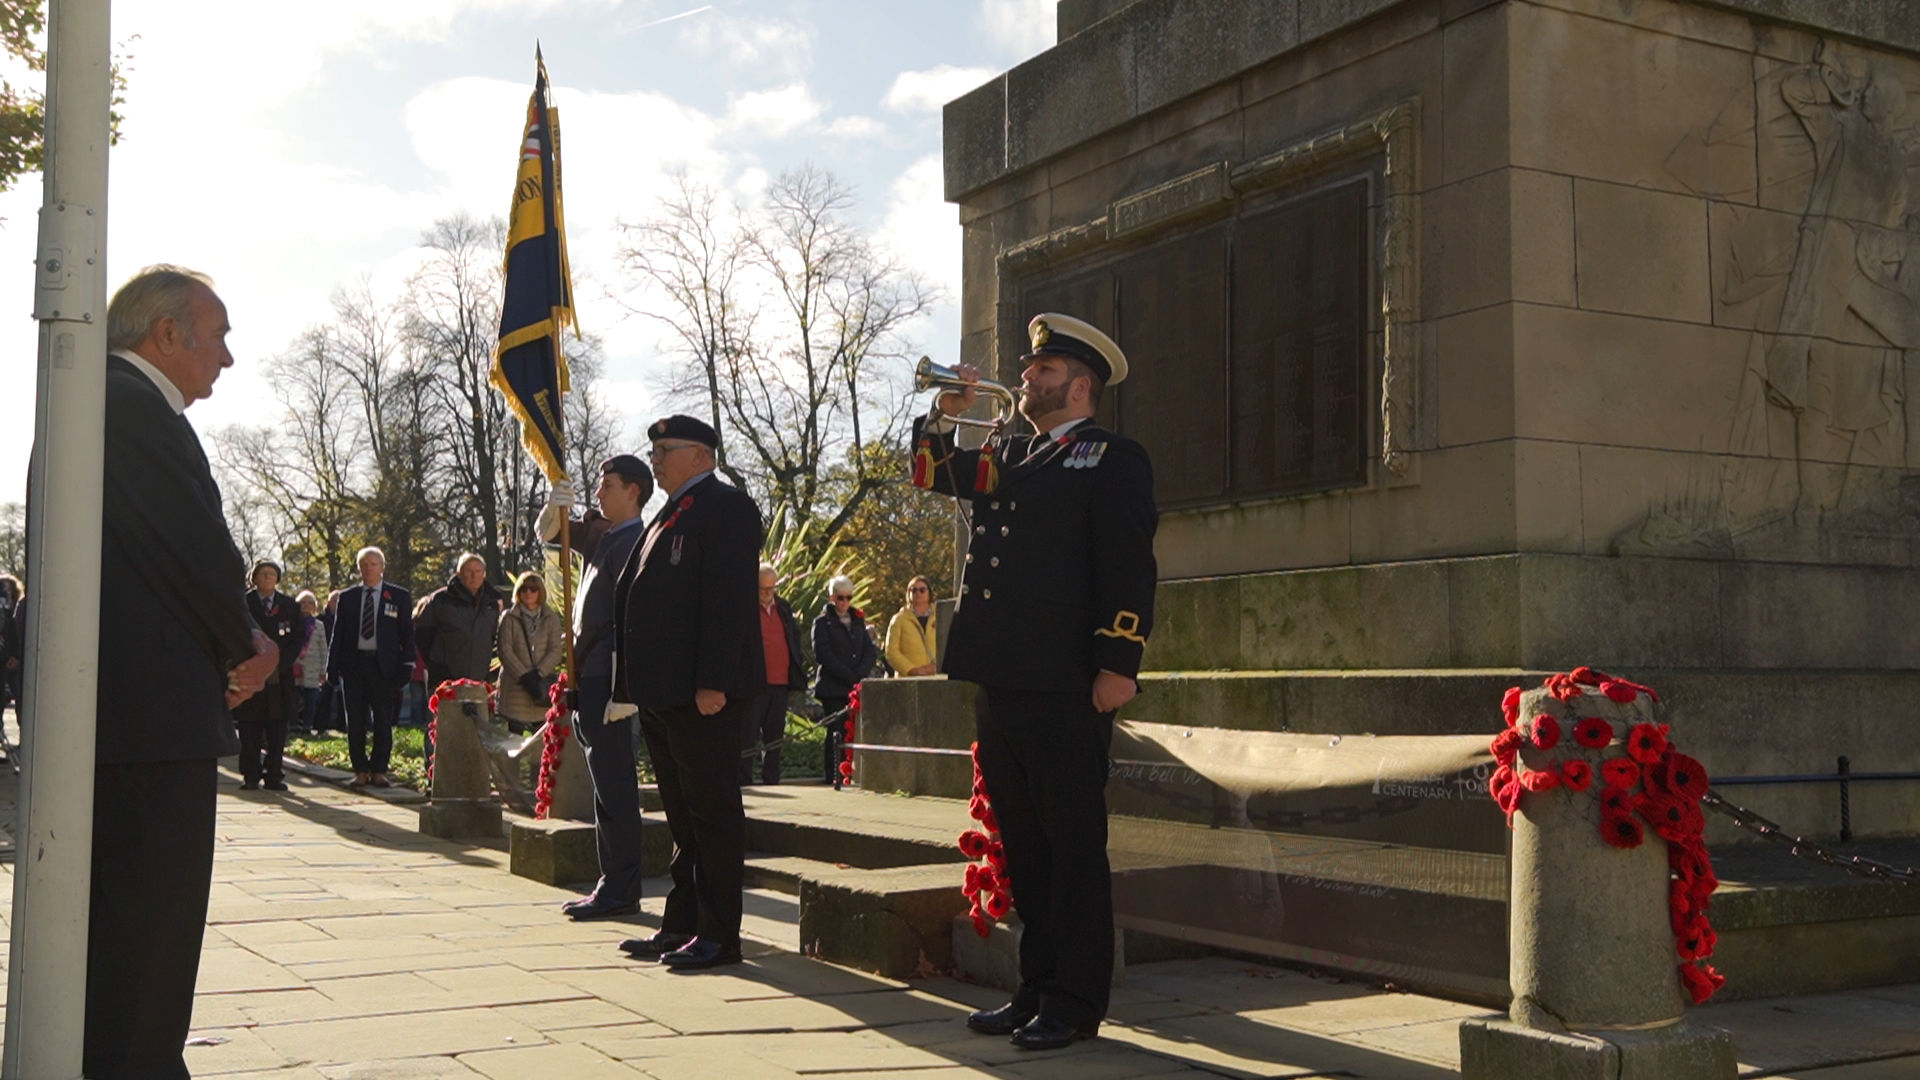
[225,630,278,708]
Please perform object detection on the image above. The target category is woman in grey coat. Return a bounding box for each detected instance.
[497,570,565,731]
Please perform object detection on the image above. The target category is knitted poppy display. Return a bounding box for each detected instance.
[533,672,573,820]
[957,741,1014,937]
[1484,668,1723,1003]
[424,678,499,785]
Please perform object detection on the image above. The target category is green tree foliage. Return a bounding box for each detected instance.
[0,2,131,195]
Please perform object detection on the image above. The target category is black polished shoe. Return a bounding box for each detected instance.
[239,780,259,791]
[660,938,743,970]
[966,1000,1038,1036]
[617,931,694,959]
[1009,1015,1096,1051]
[263,780,289,792]
[566,894,638,921]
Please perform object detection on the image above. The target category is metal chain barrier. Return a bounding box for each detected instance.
[746,703,851,761]
[1702,788,1920,884]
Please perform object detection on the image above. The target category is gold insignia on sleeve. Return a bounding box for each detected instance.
[1094,610,1146,644]
[1029,319,1051,350]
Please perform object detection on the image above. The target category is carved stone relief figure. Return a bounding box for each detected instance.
[1621,41,1920,565]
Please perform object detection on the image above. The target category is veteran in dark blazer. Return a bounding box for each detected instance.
[80,265,279,1080]
[235,559,300,791]
[326,546,415,787]
[911,313,1158,1051]
[611,415,764,971]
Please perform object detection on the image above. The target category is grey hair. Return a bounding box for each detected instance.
[828,575,856,598]
[758,562,779,579]
[106,264,215,351]
[295,590,318,606]
[455,551,486,573]
[354,546,385,566]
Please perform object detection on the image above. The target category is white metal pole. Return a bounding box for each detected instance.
[5,0,112,1075]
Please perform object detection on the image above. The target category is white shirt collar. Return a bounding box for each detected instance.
[112,349,186,414]
[1046,416,1092,441]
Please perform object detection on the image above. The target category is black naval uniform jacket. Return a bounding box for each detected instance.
[246,590,302,684]
[912,414,1158,691]
[612,473,766,708]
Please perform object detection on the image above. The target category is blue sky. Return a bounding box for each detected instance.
[0,0,1058,502]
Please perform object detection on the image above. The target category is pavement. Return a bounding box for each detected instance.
[0,711,1918,1076]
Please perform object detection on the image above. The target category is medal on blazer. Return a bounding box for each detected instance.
[671,535,685,565]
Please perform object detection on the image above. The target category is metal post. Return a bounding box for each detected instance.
[1837,755,1852,844]
[4,0,112,1076]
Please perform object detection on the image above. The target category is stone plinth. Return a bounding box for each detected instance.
[1460,685,1734,1078]
[419,683,502,839]
[796,865,972,978]
[508,814,672,887]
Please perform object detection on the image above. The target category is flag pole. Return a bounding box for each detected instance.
[5,0,111,1074]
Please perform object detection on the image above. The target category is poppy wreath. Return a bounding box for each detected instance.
[958,741,1013,937]
[838,681,862,784]
[533,672,573,820]
[1486,666,1724,1004]
[425,678,498,783]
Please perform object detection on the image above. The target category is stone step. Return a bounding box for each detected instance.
[744,853,842,895]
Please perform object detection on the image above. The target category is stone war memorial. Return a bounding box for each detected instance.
[851,0,1920,1076]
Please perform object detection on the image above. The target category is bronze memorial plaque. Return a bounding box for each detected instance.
[1016,172,1371,509]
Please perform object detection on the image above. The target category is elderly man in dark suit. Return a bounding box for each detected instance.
[612,415,763,971]
[83,265,279,1079]
[236,559,300,791]
[326,546,415,787]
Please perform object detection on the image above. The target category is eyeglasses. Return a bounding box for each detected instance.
[831,594,852,602]
[909,586,929,594]
[647,442,699,461]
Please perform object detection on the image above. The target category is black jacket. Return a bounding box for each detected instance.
[245,589,301,682]
[811,603,875,702]
[612,474,765,707]
[415,577,505,683]
[89,355,255,763]
[911,416,1158,693]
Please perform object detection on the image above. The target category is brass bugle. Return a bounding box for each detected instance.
[914,357,1020,432]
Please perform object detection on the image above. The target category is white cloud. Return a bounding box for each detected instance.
[977,0,1054,58]
[723,84,825,140]
[823,115,887,140]
[882,65,998,115]
[875,153,961,300]
[675,12,814,80]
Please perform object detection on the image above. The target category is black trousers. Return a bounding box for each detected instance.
[340,653,397,773]
[575,674,645,903]
[739,686,789,784]
[640,701,747,945]
[85,757,218,1080]
[974,685,1116,1031]
[233,678,291,784]
[817,692,849,786]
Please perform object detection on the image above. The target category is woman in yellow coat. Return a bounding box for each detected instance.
[884,575,938,677]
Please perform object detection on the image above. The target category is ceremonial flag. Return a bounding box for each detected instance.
[490,47,576,484]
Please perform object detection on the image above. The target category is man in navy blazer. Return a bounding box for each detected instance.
[326,546,414,787]
[79,265,278,1080]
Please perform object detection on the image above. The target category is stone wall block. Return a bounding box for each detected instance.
[1241,31,1444,190]
[1516,554,1722,669]
[1349,441,1519,564]
[1574,180,1714,323]
[1237,560,1452,669]
[1006,16,1137,178]
[1425,169,1513,320]
[1056,0,1130,41]
[1513,305,1752,454]
[1446,555,1521,666]
[1527,0,1757,53]
[1435,303,1515,448]
[1514,438,1584,554]
[1139,573,1244,671]
[943,76,1007,201]
[1300,0,1404,46]
[852,678,976,799]
[1155,490,1352,579]
[1719,561,1920,668]
[1576,445,1735,561]
[1131,0,1300,122]
[1511,168,1577,307]
[1509,3,1756,201]
[1441,3,1510,184]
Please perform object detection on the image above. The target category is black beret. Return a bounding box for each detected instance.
[648,414,720,448]
[600,454,653,487]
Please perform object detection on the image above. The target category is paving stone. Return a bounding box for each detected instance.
[181,1026,302,1074]
[457,1041,647,1078]
[317,1057,486,1078]
[218,919,337,948]
[250,1007,545,1064]
[194,945,311,994]
[489,998,651,1032]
